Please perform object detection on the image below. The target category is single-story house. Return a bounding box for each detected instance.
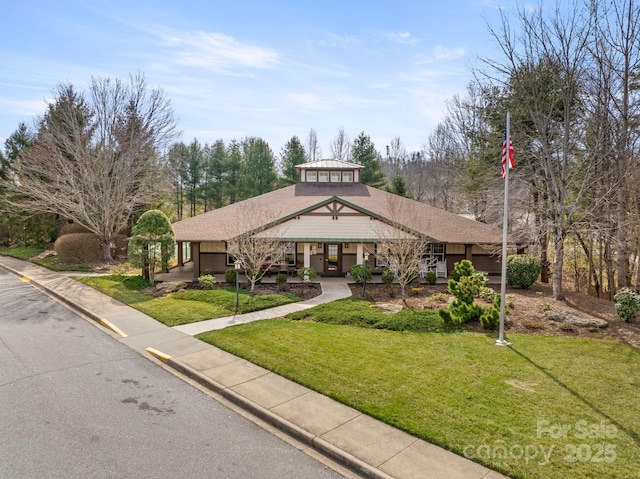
[171,159,508,280]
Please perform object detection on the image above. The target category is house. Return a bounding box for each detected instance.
[171,159,506,280]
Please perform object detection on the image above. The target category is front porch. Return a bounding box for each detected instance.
[155,261,503,286]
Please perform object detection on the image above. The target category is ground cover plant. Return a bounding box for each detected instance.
[287,296,448,332]
[198,317,639,479]
[74,275,301,327]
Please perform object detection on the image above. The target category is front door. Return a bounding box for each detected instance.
[324,243,341,275]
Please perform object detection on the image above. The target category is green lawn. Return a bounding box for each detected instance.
[0,245,44,260]
[198,316,639,479]
[0,245,91,271]
[74,275,302,327]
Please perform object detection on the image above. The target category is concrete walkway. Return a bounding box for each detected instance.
[173,277,353,335]
[0,255,508,479]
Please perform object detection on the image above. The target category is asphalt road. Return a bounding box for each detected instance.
[0,269,346,479]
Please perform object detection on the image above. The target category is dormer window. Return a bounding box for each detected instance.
[330,171,341,182]
[318,171,329,182]
[306,171,317,182]
[342,171,353,182]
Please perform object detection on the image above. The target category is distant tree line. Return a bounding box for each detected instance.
[1,0,638,299]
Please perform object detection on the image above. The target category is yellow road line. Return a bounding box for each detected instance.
[21,275,32,283]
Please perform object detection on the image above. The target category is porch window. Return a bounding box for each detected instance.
[284,244,296,265]
[424,243,445,262]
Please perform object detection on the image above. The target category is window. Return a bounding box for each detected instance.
[425,243,445,262]
[284,244,296,265]
[330,171,341,182]
[227,253,238,266]
[374,244,385,267]
[318,171,329,182]
[306,170,317,182]
[342,171,353,182]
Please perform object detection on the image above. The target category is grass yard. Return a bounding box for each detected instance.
[0,245,44,260]
[0,245,92,271]
[75,275,301,327]
[198,311,639,479]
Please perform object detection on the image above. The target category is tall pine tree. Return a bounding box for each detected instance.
[351,131,385,188]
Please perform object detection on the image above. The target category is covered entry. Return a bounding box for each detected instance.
[324,243,342,275]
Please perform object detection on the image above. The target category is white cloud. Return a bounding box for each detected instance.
[415,44,467,64]
[317,33,361,49]
[162,31,280,72]
[386,31,417,45]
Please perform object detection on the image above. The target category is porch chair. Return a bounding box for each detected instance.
[436,260,447,278]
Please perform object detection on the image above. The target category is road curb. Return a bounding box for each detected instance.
[146,348,394,479]
[0,261,123,336]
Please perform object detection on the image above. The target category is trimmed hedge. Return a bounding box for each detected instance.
[55,233,102,264]
[506,254,541,289]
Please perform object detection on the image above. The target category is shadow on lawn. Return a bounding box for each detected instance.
[508,345,640,447]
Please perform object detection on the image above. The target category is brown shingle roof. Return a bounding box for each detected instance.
[172,183,504,244]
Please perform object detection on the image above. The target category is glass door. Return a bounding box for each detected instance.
[325,244,340,274]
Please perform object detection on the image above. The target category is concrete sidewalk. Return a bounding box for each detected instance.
[0,255,508,479]
[174,277,353,335]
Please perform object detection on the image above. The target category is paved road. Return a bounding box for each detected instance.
[0,270,346,479]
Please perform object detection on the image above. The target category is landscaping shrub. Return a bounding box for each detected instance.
[424,271,437,285]
[297,267,317,282]
[287,297,445,333]
[350,263,372,284]
[276,273,287,291]
[58,223,90,237]
[506,254,541,289]
[381,267,395,285]
[201,268,215,276]
[54,232,102,264]
[381,267,396,297]
[225,268,237,284]
[199,274,217,290]
[614,287,640,323]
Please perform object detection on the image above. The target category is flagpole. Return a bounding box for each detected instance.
[497,111,511,346]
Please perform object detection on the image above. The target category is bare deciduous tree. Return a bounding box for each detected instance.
[329,127,351,161]
[373,196,432,304]
[1,74,178,262]
[304,128,322,162]
[226,204,288,292]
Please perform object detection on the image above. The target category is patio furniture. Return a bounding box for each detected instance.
[436,260,447,278]
[418,257,437,278]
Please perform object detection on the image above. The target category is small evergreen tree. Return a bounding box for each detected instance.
[128,210,175,285]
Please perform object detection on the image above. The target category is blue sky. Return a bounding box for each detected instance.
[1,0,515,157]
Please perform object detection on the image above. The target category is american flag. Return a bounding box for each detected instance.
[501,128,514,179]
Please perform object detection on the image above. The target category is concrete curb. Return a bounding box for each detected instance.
[146,347,394,479]
[0,262,127,336]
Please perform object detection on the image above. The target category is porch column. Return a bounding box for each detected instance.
[303,243,311,268]
[465,244,473,261]
[177,242,184,267]
[357,243,364,264]
[191,242,201,280]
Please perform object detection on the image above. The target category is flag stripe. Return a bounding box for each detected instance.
[501,131,514,179]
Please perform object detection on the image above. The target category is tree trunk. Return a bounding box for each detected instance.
[100,240,114,263]
[552,225,565,300]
